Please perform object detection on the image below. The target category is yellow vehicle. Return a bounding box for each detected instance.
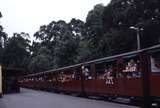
[0,65,2,97]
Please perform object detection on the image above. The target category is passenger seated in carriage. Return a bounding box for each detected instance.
[104,66,114,84]
[123,59,141,78]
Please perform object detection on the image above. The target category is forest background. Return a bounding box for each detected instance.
[0,0,160,74]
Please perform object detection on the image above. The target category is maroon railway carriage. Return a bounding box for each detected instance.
[19,44,160,107]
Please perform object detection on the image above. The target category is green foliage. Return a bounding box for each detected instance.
[2,33,30,68]
[76,40,92,62]
[84,4,106,59]
[1,1,160,74]
[29,46,52,73]
[102,0,160,52]
[30,18,85,71]
[0,12,8,64]
[28,1,160,73]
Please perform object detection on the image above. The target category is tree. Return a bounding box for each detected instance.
[19,1,160,74]
[102,0,160,53]
[32,19,85,70]
[0,12,8,64]
[3,32,30,68]
[76,39,92,62]
[85,4,105,59]
[29,46,52,73]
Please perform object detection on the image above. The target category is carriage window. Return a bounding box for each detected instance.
[39,76,44,81]
[43,75,48,81]
[96,63,105,80]
[82,66,91,80]
[34,76,38,81]
[72,67,81,80]
[59,71,72,82]
[151,52,160,73]
[59,68,81,82]
[46,74,54,82]
[122,57,141,78]
[51,74,57,82]
[58,72,63,81]
[96,61,116,84]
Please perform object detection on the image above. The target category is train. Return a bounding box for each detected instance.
[19,44,160,107]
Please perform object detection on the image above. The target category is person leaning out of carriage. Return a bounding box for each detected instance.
[104,66,114,84]
[82,66,91,80]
